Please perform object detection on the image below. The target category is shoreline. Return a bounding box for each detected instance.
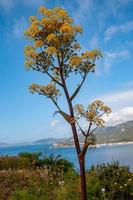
[53,141,133,148]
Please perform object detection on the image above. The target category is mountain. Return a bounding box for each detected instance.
[34,138,66,144]
[94,120,133,143]
[33,121,133,146]
[54,120,133,146]
[0,142,8,146]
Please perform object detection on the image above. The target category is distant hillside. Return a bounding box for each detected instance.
[95,120,133,143]
[54,120,133,146]
[34,138,66,144]
[0,142,8,146]
[34,121,133,146]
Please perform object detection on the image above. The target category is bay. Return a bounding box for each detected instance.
[0,143,133,171]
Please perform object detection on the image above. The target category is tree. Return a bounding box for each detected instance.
[24,6,111,200]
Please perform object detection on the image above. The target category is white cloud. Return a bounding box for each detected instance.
[13,17,28,38]
[104,21,133,41]
[49,118,71,138]
[103,50,130,74]
[99,89,133,112]
[104,107,133,126]
[50,119,59,128]
[69,0,92,23]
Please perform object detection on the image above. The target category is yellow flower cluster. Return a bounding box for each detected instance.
[45,9,52,17]
[39,6,52,17]
[45,47,57,55]
[34,39,44,48]
[74,104,85,116]
[39,6,47,14]
[24,46,38,59]
[29,83,60,97]
[41,18,47,25]
[74,100,111,128]
[29,16,38,23]
[47,7,73,23]
[86,111,96,121]
[101,105,112,114]
[89,100,111,115]
[25,24,40,38]
[58,9,67,16]
[82,51,96,59]
[95,118,105,127]
[59,24,82,35]
[60,23,73,33]
[41,84,59,96]
[25,60,34,69]
[74,25,83,33]
[47,34,57,43]
[70,56,82,67]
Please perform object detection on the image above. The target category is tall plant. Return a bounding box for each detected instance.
[24,6,111,200]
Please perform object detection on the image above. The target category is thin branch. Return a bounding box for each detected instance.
[80,121,96,157]
[84,121,92,143]
[46,71,63,87]
[70,73,87,101]
[51,97,61,111]
[76,121,87,137]
[89,127,98,135]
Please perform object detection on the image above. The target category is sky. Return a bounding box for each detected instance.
[0,0,133,143]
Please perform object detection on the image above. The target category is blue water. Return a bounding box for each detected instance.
[0,143,133,171]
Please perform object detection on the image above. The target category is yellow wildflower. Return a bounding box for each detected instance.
[44,9,52,17]
[39,6,47,14]
[25,60,34,69]
[58,9,68,17]
[86,111,96,121]
[29,16,38,23]
[74,104,85,116]
[60,23,73,33]
[34,40,44,48]
[24,46,37,59]
[70,56,82,67]
[82,51,96,59]
[95,118,105,127]
[29,84,39,94]
[47,34,57,43]
[25,25,40,38]
[45,47,57,55]
[29,83,60,97]
[41,18,47,25]
[74,25,82,33]
[24,45,34,53]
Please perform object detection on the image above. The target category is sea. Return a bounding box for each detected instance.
[0,143,133,171]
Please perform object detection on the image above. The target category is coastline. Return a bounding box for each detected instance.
[53,141,133,148]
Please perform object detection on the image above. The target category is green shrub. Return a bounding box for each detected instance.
[1,156,133,200]
[87,176,104,200]
[88,161,133,200]
[10,189,49,200]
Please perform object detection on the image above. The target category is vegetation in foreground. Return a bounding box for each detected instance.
[0,153,133,200]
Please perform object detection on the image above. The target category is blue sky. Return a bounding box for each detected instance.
[0,0,133,143]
